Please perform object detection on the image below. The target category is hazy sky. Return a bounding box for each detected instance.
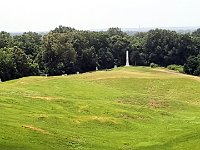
[0,0,200,32]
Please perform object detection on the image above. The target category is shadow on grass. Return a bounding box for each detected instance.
[0,143,29,150]
[133,130,200,150]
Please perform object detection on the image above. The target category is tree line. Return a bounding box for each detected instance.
[0,26,200,81]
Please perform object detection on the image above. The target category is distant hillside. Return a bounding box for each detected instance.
[10,32,48,36]
[92,26,200,35]
[8,26,200,36]
[126,26,200,35]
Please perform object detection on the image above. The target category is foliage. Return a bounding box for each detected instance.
[167,64,184,73]
[42,32,77,75]
[1,27,200,81]
[0,31,12,48]
[150,62,159,68]
[13,32,42,58]
[144,29,195,66]
[107,27,126,37]
[0,47,37,81]
[184,55,200,76]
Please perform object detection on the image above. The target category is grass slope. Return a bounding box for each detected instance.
[0,67,200,150]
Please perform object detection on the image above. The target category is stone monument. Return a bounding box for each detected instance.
[125,51,130,66]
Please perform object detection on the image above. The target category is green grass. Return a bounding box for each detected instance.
[0,66,200,150]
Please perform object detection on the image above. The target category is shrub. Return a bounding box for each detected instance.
[150,63,159,68]
[167,64,184,73]
[184,55,200,76]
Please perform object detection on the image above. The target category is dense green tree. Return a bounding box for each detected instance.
[177,34,196,64]
[0,31,12,48]
[97,48,114,69]
[13,32,42,58]
[0,48,15,81]
[42,32,77,75]
[144,29,195,66]
[1,26,200,81]
[184,55,200,76]
[129,32,147,65]
[130,51,140,66]
[10,46,36,78]
[107,27,126,37]
[192,28,200,36]
[52,25,76,33]
[88,31,109,51]
[109,35,132,66]
[0,47,37,81]
[80,47,97,72]
[192,29,200,55]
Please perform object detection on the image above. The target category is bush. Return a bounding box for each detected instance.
[150,63,159,68]
[167,64,184,73]
[193,66,200,76]
[184,55,200,76]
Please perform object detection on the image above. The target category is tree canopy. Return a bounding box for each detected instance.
[1,27,200,81]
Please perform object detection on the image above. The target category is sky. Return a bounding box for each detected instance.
[0,0,200,32]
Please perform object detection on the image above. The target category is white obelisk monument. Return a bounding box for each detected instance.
[125,51,130,66]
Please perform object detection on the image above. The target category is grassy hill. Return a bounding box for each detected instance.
[0,67,200,150]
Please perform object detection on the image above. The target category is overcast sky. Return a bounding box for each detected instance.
[0,0,200,32]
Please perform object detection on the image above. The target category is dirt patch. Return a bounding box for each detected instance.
[22,125,50,134]
[119,113,147,120]
[117,99,139,105]
[74,116,118,124]
[148,100,168,109]
[25,96,57,101]
[189,100,200,106]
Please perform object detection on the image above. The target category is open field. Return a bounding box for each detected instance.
[0,66,200,150]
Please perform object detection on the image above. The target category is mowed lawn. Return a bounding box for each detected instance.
[0,67,200,150]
